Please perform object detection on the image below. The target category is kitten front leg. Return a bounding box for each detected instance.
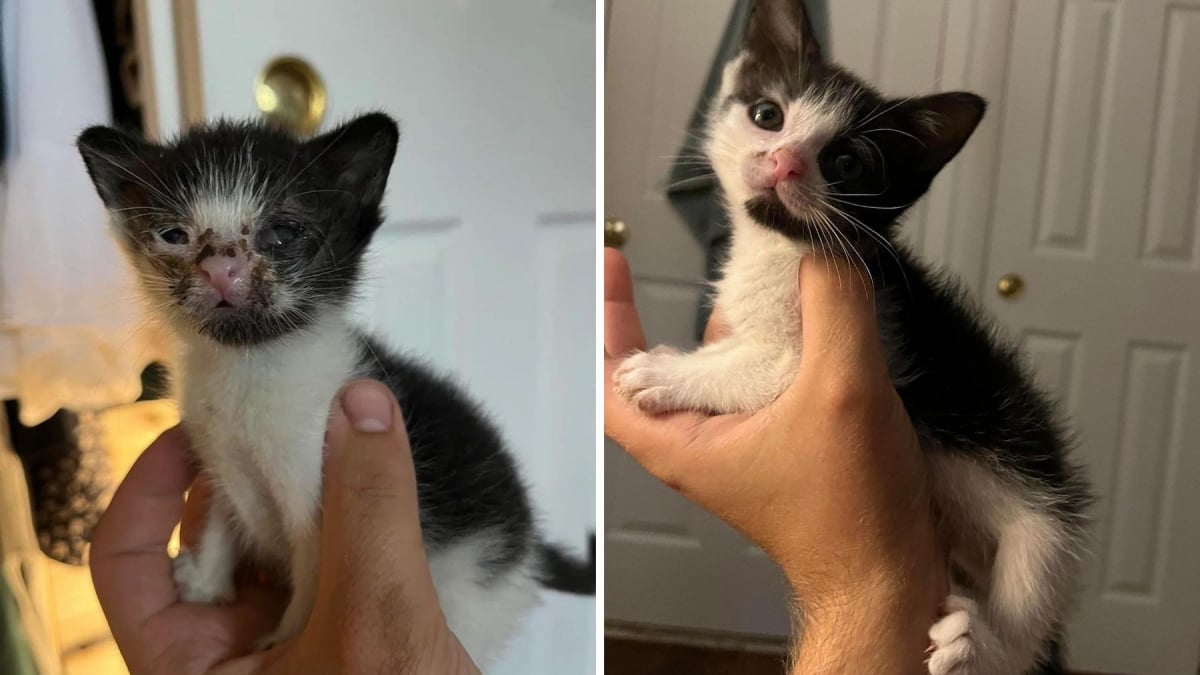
[255,527,320,650]
[173,494,237,604]
[613,336,796,414]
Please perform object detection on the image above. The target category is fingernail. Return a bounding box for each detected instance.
[341,381,393,433]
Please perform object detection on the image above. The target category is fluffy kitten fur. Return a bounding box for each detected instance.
[77,113,592,662]
[613,2,1089,674]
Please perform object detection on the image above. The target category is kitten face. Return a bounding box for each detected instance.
[77,114,399,346]
[706,0,986,251]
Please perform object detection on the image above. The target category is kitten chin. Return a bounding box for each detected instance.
[743,194,821,242]
[193,306,318,347]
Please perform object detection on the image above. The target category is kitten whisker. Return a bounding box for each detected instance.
[826,195,917,211]
[852,96,915,130]
[863,127,924,145]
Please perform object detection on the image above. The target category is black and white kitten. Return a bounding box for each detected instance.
[77,113,592,662]
[613,2,1089,674]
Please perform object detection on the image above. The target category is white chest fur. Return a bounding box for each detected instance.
[175,313,360,556]
[715,213,811,345]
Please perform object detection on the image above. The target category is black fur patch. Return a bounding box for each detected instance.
[356,337,534,568]
[356,336,594,592]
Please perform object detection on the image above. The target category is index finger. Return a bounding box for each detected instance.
[90,426,196,651]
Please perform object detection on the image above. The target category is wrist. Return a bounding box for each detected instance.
[790,577,939,675]
[784,551,945,675]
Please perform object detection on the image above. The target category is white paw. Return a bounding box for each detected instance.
[927,595,982,675]
[173,550,236,604]
[612,348,687,413]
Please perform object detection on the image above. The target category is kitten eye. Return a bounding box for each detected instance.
[833,154,864,182]
[157,226,189,246]
[259,222,301,248]
[749,101,784,131]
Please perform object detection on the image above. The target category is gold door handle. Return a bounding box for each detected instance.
[997,273,1025,300]
[255,56,327,136]
[605,219,628,249]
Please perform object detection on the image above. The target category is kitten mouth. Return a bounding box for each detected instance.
[744,192,821,241]
[773,184,824,215]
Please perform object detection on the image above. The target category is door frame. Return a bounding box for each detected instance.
[132,0,203,139]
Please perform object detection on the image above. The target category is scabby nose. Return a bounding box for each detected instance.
[769,148,806,185]
[198,249,250,307]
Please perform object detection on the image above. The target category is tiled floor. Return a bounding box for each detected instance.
[606,638,786,675]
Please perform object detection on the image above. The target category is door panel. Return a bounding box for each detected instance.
[180,1,596,672]
[983,2,1200,672]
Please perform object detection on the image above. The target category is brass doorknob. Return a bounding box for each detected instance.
[997,273,1025,300]
[255,56,327,136]
[605,219,628,249]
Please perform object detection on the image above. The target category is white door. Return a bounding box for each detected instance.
[977,2,1200,673]
[606,2,1200,672]
[142,2,596,673]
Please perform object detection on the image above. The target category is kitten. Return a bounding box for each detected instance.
[77,113,593,661]
[613,2,1089,674]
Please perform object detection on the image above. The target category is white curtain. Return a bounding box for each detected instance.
[0,0,163,426]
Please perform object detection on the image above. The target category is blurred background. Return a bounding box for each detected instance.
[605,1,1200,674]
[0,1,596,674]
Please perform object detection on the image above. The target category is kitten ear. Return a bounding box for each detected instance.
[905,92,987,175]
[308,113,400,207]
[76,125,153,208]
[744,0,823,68]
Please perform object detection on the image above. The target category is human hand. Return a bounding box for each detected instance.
[90,380,479,675]
[604,249,945,672]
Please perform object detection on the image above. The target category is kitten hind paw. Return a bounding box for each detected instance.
[927,595,1004,675]
[172,550,236,604]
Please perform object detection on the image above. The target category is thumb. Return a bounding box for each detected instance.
[321,380,438,607]
[794,253,889,384]
[770,255,892,413]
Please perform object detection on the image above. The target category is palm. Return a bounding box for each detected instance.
[90,431,287,675]
[135,597,280,672]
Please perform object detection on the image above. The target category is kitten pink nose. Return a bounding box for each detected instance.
[198,251,250,307]
[770,149,806,185]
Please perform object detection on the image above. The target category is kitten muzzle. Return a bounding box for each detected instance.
[198,249,252,308]
[768,147,806,186]
[745,146,808,191]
